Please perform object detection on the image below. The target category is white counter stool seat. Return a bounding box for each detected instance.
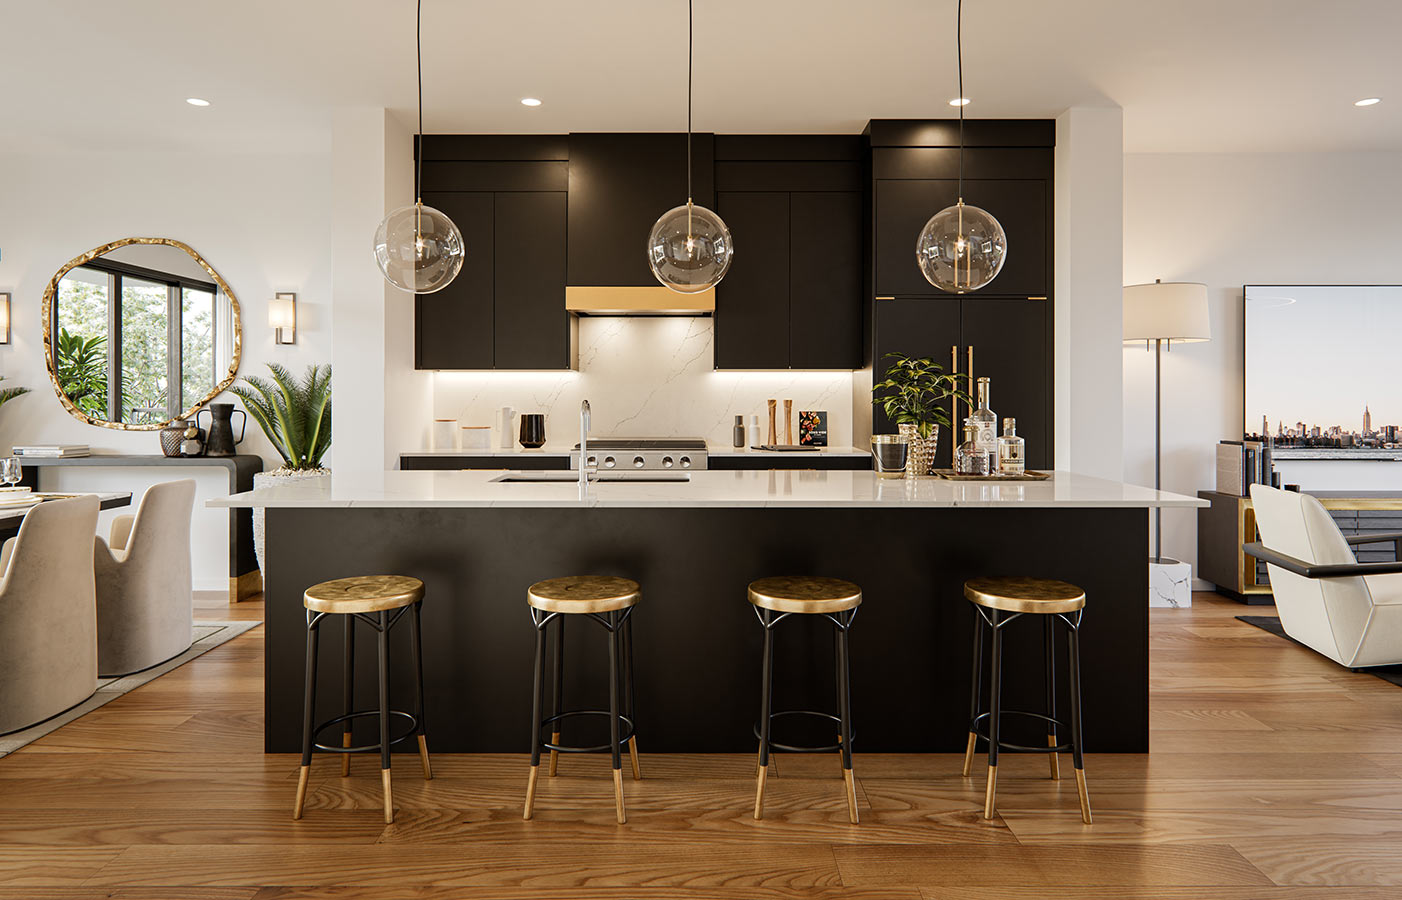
[293,575,431,825]
[749,575,863,825]
[524,575,641,824]
[962,575,1091,824]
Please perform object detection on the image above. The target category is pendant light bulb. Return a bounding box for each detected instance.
[374,0,464,294]
[647,0,734,293]
[916,0,1006,293]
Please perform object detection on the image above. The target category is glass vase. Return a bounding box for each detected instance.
[899,424,939,478]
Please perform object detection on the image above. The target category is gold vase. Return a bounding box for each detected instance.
[899,424,939,478]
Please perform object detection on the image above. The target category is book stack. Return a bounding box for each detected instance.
[12,444,91,458]
[1216,439,1279,496]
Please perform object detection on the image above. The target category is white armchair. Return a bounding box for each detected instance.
[1247,484,1402,668]
[0,495,101,734]
[94,479,196,677]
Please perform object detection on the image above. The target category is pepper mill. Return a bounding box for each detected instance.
[767,399,777,446]
[784,400,793,445]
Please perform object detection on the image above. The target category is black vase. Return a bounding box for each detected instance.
[519,414,546,449]
[198,402,247,457]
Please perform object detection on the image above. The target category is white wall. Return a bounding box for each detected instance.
[0,148,332,588]
[1124,150,1402,580]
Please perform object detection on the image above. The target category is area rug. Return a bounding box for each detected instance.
[0,619,261,756]
[1237,615,1402,687]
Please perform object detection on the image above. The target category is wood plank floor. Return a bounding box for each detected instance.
[2,592,1401,898]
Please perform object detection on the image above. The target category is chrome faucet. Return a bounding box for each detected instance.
[579,399,592,496]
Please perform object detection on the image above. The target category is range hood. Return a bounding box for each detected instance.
[565,286,714,316]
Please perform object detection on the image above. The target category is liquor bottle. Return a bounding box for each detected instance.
[954,423,993,475]
[997,417,1026,475]
[968,377,998,459]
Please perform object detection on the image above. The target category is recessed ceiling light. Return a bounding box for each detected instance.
[1355,97,1381,106]
[520,97,542,107]
[948,97,970,107]
[185,97,210,107]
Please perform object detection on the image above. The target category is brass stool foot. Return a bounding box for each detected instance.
[1075,767,1092,824]
[381,768,394,825]
[983,764,998,820]
[843,768,859,824]
[1048,735,1061,780]
[753,764,769,820]
[548,731,560,776]
[961,731,977,777]
[628,735,641,781]
[341,732,352,776]
[613,768,627,824]
[417,734,433,780]
[523,764,540,820]
[293,765,310,820]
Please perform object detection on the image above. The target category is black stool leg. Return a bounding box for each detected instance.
[984,609,1003,820]
[623,612,641,781]
[293,611,321,820]
[340,614,354,777]
[524,612,546,820]
[548,616,564,777]
[1067,614,1092,824]
[410,600,431,780]
[962,608,984,777]
[1045,614,1060,780]
[608,611,626,824]
[754,609,775,819]
[837,613,858,824]
[376,611,393,824]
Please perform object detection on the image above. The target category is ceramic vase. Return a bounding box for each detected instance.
[899,423,939,478]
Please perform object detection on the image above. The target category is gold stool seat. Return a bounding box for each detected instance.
[963,576,1085,615]
[304,575,425,614]
[527,575,640,614]
[747,576,863,614]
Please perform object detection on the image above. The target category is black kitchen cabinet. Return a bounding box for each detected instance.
[713,192,790,369]
[872,297,961,467]
[789,190,863,369]
[416,191,494,370]
[493,191,570,369]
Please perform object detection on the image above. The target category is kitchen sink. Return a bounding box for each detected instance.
[490,471,692,484]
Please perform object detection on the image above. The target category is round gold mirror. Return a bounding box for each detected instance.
[41,238,242,430]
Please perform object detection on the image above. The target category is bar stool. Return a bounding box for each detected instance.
[293,575,431,825]
[962,575,1091,824]
[749,575,862,824]
[523,575,641,824]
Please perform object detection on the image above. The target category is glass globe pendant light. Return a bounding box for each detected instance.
[374,0,464,294]
[916,0,1007,293]
[647,0,733,293]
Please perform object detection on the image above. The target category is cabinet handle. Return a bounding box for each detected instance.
[876,296,895,301]
[951,344,960,423]
[1028,296,1047,301]
[968,345,975,390]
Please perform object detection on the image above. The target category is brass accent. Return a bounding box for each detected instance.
[613,768,627,824]
[1028,296,1047,301]
[303,575,425,615]
[565,285,714,315]
[230,570,263,603]
[1075,767,1092,824]
[292,765,310,820]
[747,576,862,614]
[963,576,1086,615]
[523,764,540,820]
[417,734,432,780]
[41,237,243,431]
[526,575,641,614]
[951,344,961,422]
[983,764,998,820]
[967,345,974,395]
[753,763,769,820]
[341,732,352,777]
[1048,734,1061,780]
[548,730,561,777]
[628,735,641,781]
[843,768,859,825]
[381,768,394,825]
[875,296,895,301]
[962,731,977,777]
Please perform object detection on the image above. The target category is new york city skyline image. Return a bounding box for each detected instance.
[1244,285,1402,457]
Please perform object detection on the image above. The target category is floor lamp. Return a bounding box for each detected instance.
[1123,281,1210,601]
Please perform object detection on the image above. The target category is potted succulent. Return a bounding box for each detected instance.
[872,353,969,477]
[230,363,331,570]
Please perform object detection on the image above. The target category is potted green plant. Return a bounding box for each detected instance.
[230,363,331,570]
[872,352,969,477]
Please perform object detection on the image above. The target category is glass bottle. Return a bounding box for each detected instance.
[954,423,992,476]
[997,417,1026,475]
[733,415,746,448]
[967,376,998,459]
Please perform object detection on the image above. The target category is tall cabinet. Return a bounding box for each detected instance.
[865,120,1054,469]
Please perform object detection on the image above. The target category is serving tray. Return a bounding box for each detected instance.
[934,469,1051,482]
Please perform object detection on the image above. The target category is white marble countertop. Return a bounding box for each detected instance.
[400,445,871,458]
[210,470,1205,510]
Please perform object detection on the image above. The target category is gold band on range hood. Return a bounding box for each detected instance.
[565,286,715,316]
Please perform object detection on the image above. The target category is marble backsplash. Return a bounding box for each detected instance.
[432,317,858,449]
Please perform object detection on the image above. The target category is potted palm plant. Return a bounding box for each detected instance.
[230,363,331,570]
[872,353,969,477]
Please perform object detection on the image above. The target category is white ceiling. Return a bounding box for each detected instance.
[3,0,1398,155]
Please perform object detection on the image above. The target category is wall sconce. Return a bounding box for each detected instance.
[0,293,10,344]
[269,292,296,345]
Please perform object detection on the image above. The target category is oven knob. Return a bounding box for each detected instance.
[680,456,692,468]
[586,455,597,467]
[604,456,616,468]
[633,456,646,468]
[662,456,674,468]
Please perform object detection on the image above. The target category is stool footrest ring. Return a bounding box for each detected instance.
[312,710,418,754]
[969,710,1073,754]
[538,709,636,753]
[753,709,854,754]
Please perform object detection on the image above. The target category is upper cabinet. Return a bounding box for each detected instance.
[567,133,714,287]
[713,136,863,370]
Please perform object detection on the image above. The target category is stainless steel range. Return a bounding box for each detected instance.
[571,437,708,471]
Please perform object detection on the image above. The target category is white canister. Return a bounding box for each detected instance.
[460,426,492,451]
[747,414,761,448]
[431,419,457,451]
[498,406,516,449]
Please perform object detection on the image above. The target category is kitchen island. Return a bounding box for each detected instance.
[215,470,1203,754]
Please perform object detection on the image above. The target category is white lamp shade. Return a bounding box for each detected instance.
[268,296,296,329]
[1123,281,1210,343]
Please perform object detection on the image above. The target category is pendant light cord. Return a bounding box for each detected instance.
[686,0,694,238]
[415,0,424,207]
[956,0,964,202]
